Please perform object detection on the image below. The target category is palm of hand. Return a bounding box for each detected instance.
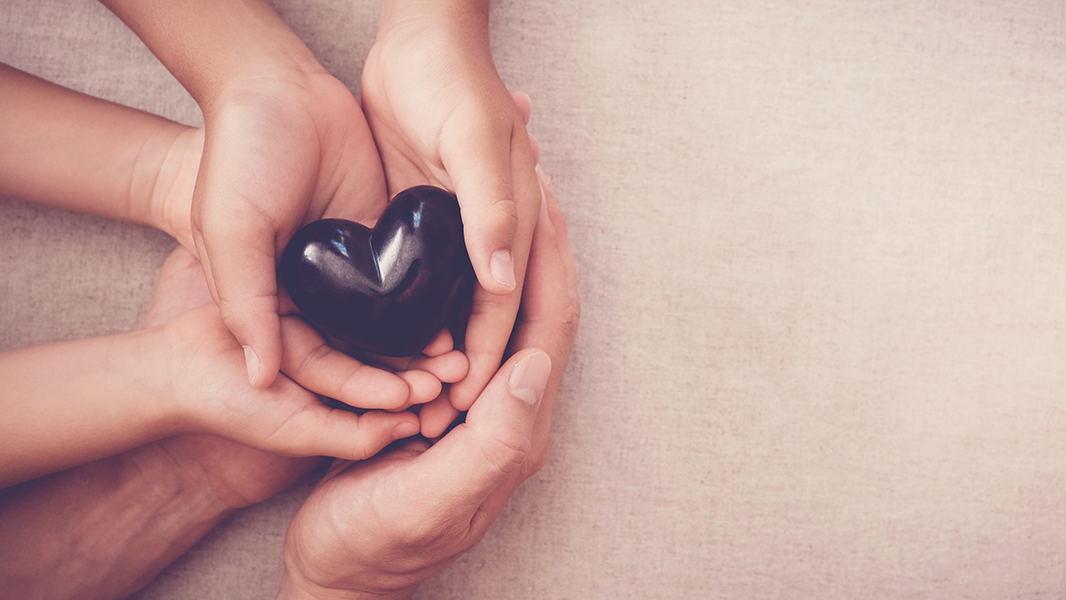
[160,304,324,432]
[285,440,461,595]
[197,74,388,248]
[361,19,493,195]
[144,248,320,508]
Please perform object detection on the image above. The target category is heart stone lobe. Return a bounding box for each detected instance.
[279,186,474,357]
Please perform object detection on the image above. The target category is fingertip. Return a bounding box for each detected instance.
[332,410,420,461]
[529,132,541,165]
[243,345,262,385]
[245,343,282,388]
[489,249,517,291]
[218,294,283,388]
[419,393,462,439]
[422,329,455,357]
[448,360,494,412]
[392,418,421,440]
[343,368,413,410]
[506,349,551,408]
[399,369,444,405]
[510,90,533,124]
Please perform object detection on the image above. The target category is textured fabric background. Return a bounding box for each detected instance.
[3,1,1066,598]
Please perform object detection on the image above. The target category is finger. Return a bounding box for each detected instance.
[508,165,580,368]
[444,99,542,410]
[441,102,539,295]
[422,328,455,358]
[508,89,539,163]
[473,169,579,522]
[409,348,551,514]
[509,90,532,125]
[255,388,420,461]
[395,369,443,406]
[403,350,469,385]
[280,317,414,410]
[195,207,284,390]
[143,247,213,328]
[418,390,462,439]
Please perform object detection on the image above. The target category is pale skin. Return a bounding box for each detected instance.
[0,165,574,600]
[97,0,541,414]
[277,165,578,600]
[0,63,469,488]
[0,1,566,593]
[0,247,326,600]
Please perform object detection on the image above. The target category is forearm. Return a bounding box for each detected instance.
[0,442,233,600]
[377,0,490,40]
[0,63,187,227]
[98,0,324,114]
[0,329,183,487]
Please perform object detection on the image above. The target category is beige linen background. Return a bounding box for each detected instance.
[3,1,1066,598]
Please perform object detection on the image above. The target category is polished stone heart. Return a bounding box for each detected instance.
[279,186,475,357]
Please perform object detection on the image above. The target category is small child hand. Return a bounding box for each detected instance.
[150,247,435,462]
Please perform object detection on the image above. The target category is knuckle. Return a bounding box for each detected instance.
[296,341,334,378]
[392,509,469,551]
[478,429,530,480]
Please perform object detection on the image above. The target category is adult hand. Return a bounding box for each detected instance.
[361,0,543,411]
[0,250,320,600]
[277,167,579,600]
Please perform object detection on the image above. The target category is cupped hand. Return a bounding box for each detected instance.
[140,244,316,508]
[193,67,390,390]
[362,0,542,411]
[149,247,457,464]
[277,167,579,600]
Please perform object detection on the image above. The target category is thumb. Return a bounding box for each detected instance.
[415,348,552,513]
[195,213,284,390]
[441,106,533,295]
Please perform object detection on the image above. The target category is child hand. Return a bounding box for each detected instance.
[362,0,542,412]
[151,248,460,462]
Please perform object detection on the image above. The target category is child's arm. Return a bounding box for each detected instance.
[0,63,200,247]
[0,308,422,488]
[0,244,469,489]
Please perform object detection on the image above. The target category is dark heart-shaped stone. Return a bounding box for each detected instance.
[279,186,475,357]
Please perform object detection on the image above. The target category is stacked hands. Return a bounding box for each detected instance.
[0,1,579,599]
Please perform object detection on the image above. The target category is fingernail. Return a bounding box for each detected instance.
[490,249,516,290]
[243,345,261,385]
[393,421,420,439]
[508,351,552,407]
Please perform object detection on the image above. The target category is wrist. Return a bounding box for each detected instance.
[377,0,488,39]
[143,126,202,250]
[0,442,233,600]
[102,0,326,116]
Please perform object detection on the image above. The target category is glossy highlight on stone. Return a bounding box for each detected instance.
[279,186,475,357]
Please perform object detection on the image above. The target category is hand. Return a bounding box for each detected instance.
[150,247,470,463]
[193,66,392,390]
[103,0,397,389]
[0,235,322,600]
[147,126,203,253]
[141,250,320,508]
[361,0,543,411]
[277,166,579,600]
